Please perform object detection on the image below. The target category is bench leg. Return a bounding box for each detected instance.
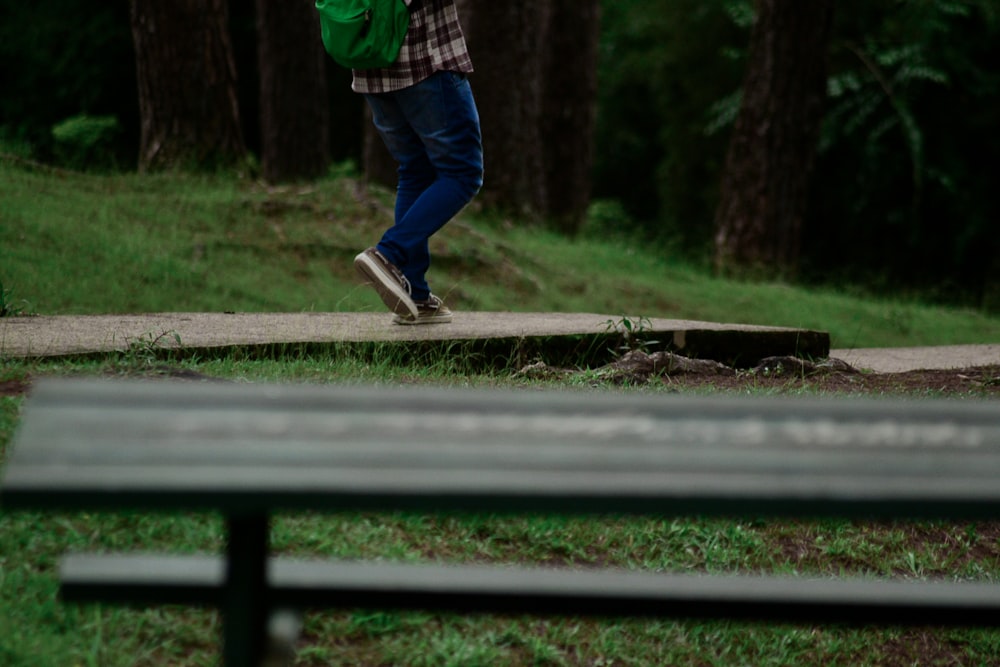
[223,513,269,667]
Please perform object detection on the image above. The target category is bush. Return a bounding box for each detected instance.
[51,114,121,171]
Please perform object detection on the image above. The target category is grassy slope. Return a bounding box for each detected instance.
[2,158,999,348]
[3,161,1000,665]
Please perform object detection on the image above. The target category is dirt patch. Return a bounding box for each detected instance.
[551,351,1000,398]
[658,363,1000,397]
[5,356,1000,399]
[0,378,30,397]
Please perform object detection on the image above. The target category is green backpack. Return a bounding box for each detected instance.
[316,0,412,70]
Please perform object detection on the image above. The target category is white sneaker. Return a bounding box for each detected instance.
[393,294,453,325]
[354,248,418,319]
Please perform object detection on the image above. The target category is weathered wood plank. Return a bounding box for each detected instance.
[60,553,1000,627]
[4,378,1000,518]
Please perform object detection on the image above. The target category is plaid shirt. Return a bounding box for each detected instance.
[352,0,473,94]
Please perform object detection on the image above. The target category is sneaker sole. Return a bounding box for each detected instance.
[354,252,419,319]
[392,312,454,325]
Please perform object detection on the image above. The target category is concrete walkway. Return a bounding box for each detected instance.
[1,312,827,369]
[828,344,1000,374]
[1,312,996,372]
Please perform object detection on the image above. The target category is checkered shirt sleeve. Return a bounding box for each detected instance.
[352,0,474,94]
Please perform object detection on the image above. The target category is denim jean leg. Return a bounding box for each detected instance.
[393,151,434,297]
[363,93,432,275]
[364,72,483,300]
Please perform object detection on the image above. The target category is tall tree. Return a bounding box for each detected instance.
[256,0,330,183]
[129,0,245,171]
[457,0,602,229]
[540,0,602,234]
[362,1,601,230]
[458,0,552,217]
[713,0,835,276]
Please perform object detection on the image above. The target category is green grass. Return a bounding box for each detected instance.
[3,356,1000,665]
[3,160,1000,665]
[2,156,999,348]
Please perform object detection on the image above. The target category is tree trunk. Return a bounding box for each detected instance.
[458,0,551,218]
[365,0,600,227]
[256,0,330,183]
[540,0,601,234]
[129,0,245,171]
[713,0,834,276]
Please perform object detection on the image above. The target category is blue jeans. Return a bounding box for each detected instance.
[364,71,484,301]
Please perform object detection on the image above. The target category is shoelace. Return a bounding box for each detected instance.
[416,295,442,310]
[374,250,412,295]
[396,271,412,296]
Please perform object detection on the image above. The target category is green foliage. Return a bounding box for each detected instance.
[804,0,1000,307]
[51,114,120,170]
[114,330,183,372]
[0,279,32,317]
[594,0,747,252]
[604,314,659,355]
[0,127,36,161]
[579,198,634,240]
[0,2,135,164]
[595,0,1000,308]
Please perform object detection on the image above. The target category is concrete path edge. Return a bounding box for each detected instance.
[3,312,998,372]
[1,312,828,370]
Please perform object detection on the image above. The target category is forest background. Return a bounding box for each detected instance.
[1,0,998,313]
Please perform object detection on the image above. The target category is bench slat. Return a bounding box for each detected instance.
[5,379,1000,519]
[60,554,1000,627]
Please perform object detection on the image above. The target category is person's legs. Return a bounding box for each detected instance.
[354,94,428,317]
[364,71,483,300]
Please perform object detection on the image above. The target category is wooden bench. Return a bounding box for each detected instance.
[4,377,1000,666]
